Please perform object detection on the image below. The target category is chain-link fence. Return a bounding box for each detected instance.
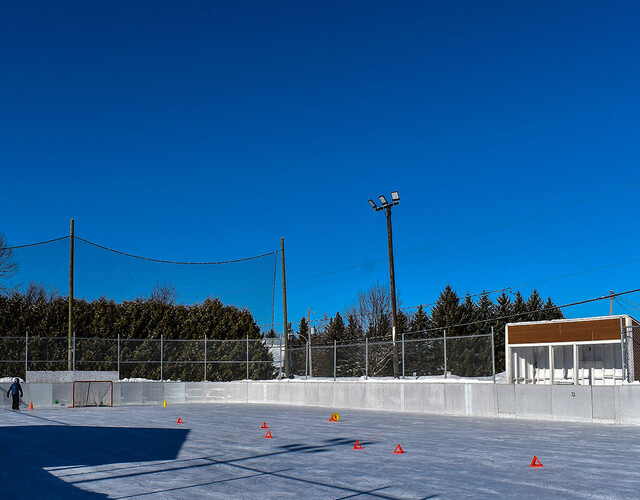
[283,331,496,381]
[626,325,640,383]
[0,331,496,382]
[0,334,277,381]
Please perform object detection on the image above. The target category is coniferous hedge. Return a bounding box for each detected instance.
[0,290,274,381]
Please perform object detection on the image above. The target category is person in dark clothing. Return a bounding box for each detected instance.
[7,378,23,410]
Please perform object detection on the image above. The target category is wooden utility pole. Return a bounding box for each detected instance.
[68,218,74,371]
[610,290,614,316]
[385,206,400,379]
[281,237,289,377]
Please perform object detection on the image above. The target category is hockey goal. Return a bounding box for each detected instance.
[72,381,113,407]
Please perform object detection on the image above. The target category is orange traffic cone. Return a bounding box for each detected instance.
[530,456,543,467]
[176,417,184,424]
[29,402,34,410]
[394,444,404,454]
[353,440,363,450]
[264,430,273,439]
[261,422,269,429]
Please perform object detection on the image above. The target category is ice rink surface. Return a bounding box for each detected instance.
[2,403,640,499]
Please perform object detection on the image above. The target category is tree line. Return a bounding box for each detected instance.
[287,283,564,378]
[0,283,274,381]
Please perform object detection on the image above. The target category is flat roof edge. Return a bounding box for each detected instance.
[506,314,638,327]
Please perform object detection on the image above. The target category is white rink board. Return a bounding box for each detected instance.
[5,379,640,425]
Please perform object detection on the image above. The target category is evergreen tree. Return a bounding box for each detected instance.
[405,305,432,376]
[493,291,512,373]
[526,290,545,321]
[288,317,308,376]
[326,312,345,342]
[470,291,494,377]
[448,293,477,376]
[542,297,564,320]
[430,285,462,378]
[512,291,528,322]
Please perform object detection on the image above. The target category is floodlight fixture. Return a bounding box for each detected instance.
[368,199,377,210]
[391,191,400,202]
[379,195,388,206]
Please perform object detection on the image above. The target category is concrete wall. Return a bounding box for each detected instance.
[6,379,640,425]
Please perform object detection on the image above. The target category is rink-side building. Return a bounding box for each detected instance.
[506,315,640,385]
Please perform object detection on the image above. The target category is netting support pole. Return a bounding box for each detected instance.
[117,333,120,380]
[365,337,368,380]
[443,330,447,379]
[25,330,28,380]
[491,326,496,383]
[281,238,289,378]
[68,218,74,371]
[73,331,76,371]
[160,334,163,382]
[204,335,207,382]
[333,340,337,381]
[246,335,249,381]
[402,332,405,379]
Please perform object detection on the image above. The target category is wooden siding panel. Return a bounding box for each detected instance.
[508,318,622,345]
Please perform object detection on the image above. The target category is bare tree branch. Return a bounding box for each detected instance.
[150,281,178,305]
[0,233,18,294]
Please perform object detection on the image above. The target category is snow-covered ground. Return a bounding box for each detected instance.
[2,403,639,499]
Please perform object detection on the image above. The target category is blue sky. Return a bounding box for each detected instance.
[1,1,639,329]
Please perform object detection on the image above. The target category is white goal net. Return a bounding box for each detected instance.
[72,381,113,407]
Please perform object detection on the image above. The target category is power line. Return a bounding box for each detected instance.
[267,287,640,332]
[399,288,640,337]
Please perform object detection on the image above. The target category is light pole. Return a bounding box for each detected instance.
[368,191,401,378]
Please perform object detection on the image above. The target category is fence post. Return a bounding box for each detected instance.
[491,326,496,383]
[280,336,284,378]
[333,340,337,381]
[402,332,405,379]
[204,335,207,382]
[443,330,447,379]
[305,341,308,380]
[25,330,28,379]
[365,337,368,379]
[73,331,76,371]
[246,335,249,380]
[620,319,626,383]
[117,333,120,380]
[160,334,163,382]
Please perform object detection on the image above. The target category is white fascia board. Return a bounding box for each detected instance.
[505,314,637,327]
[509,339,621,348]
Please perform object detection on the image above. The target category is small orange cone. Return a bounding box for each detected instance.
[530,456,543,467]
[29,402,34,410]
[176,417,184,424]
[353,440,363,450]
[264,430,273,439]
[261,422,269,429]
[394,444,404,454]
